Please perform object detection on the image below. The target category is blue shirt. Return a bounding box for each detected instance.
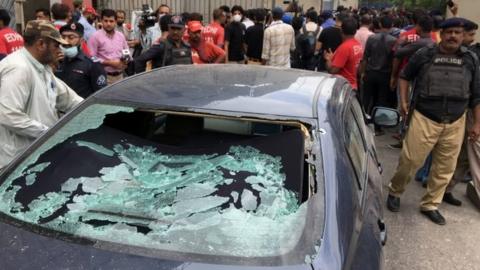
[78,16,97,41]
[321,18,335,29]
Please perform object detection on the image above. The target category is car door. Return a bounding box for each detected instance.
[342,94,385,270]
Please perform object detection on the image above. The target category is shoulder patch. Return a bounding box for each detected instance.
[96,75,107,86]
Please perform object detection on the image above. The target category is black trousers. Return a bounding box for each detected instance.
[362,70,396,114]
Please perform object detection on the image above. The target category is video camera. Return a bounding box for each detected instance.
[141,4,157,28]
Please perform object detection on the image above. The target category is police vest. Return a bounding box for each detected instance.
[418,53,471,100]
[162,41,193,66]
[470,43,480,59]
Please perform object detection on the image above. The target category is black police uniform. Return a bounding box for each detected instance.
[470,43,480,59]
[134,37,192,74]
[401,44,480,124]
[55,51,108,98]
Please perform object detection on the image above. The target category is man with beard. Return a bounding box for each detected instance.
[444,19,480,208]
[134,15,192,73]
[0,20,83,170]
[188,21,225,64]
[55,23,107,98]
[386,18,480,225]
[88,9,129,84]
[115,10,129,40]
[151,4,171,42]
[78,6,97,41]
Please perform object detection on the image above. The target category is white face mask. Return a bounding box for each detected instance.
[61,45,79,58]
[233,14,242,23]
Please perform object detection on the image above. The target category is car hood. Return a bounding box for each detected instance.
[0,220,312,270]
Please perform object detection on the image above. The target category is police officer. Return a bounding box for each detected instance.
[446,19,480,208]
[134,15,192,73]
[55,23,107,98]
[386,18,480,225]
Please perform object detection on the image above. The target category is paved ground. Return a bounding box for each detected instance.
[375,129,480,270]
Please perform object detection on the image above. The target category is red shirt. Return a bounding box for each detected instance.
[331,38,363,89]
[0,27,24,56]
[191,41,225,64]
[202,22,225,48]
[397,28,438,71]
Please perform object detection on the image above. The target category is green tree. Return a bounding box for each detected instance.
[392,0,447,10]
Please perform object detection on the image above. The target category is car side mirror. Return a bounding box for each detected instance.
[372,107,400,127]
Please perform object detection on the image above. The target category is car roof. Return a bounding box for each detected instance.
[95,65,339,118]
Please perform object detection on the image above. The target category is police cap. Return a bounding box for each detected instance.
[463,19,479,31]
[439,17,468,30]
[59,22,85,36]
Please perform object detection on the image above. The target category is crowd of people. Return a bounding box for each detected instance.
[0,0,479,225]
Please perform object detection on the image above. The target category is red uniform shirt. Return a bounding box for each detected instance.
[397,28,438,71]
[0,27,24,55]
[331,38,363,90]
[191,41,225,64]
[202,22,225,48]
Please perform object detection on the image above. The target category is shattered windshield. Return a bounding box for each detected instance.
[0,104,323,265]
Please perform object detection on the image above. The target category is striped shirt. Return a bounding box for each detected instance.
[262,20,295,67]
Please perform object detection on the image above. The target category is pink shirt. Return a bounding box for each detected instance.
[354,26,374,49]
[88,29,129,73]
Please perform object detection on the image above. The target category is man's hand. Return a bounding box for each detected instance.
[324,49,334,62]
[55,51,64,64]
[390,76,398,91]
[106,59,128,70]
[469,122,480,142]
[360,73,366,82]
[400,101,409,120]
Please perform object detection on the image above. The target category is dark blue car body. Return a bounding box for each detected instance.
[0,65,385,270]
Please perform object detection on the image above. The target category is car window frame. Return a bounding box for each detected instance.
[342,93,368,191]
[0,100,327,267]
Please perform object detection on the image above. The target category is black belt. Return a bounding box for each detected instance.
[107,71,122,76]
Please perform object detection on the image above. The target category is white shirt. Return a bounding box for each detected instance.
[355,26,374,49]
[300,21,322,39]
[242,18,255,29]
[262,20,295,68]
[0,48,83,168]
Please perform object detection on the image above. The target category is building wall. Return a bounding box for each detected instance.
[449,0,480,42]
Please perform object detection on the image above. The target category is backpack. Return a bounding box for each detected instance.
[297,24,320,59]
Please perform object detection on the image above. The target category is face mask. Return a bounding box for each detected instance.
[61,45,79,58]
[233,14,242,23]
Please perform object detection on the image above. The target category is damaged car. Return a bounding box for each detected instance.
[0,65,397,269]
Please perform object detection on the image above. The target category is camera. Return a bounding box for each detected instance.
[141,4,157,28]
